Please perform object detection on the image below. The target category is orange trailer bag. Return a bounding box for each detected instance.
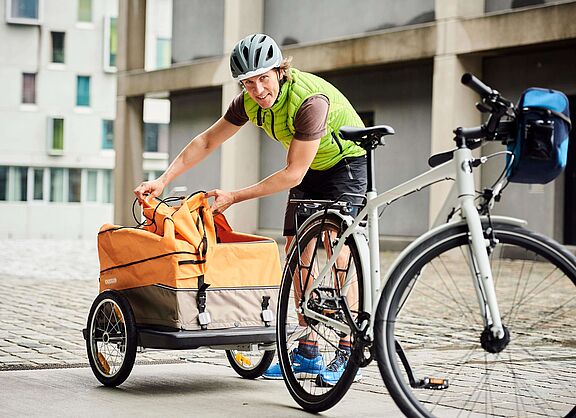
[97,193,282,331]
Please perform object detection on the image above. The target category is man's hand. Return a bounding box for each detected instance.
[134,179,165,204]
[206,189,236,214]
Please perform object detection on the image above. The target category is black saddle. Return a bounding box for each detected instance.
[339,125,395,150]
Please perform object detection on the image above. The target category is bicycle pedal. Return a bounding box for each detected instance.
[413,377,449,390]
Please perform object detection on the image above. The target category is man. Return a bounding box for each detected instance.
[134,33,366,386]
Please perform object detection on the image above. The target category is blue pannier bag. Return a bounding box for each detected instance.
[507,87,571,184]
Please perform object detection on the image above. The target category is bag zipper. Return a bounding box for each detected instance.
[331,131,344,153]
[258,107,279,141]
[270,109,278,140]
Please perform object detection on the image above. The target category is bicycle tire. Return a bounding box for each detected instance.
[225,349,275,379]
[277,213,364,412]
[375,221,576,418]
[86,290,138,387]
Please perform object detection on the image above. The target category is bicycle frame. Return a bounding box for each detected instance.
[298,143,507,340]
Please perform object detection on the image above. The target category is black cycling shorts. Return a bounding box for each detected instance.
[283,155,367,236]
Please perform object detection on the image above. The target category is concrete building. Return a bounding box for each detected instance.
[116,0,576,246]
[0,0,169,238]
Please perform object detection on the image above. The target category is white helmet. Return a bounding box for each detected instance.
[230,33,283,81]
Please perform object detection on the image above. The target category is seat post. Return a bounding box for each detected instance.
[366,148,376,194]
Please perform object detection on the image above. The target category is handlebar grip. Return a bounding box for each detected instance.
[461,73,494,98]
[456,126,485,139]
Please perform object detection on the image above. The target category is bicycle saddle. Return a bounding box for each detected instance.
[339,125,395,149]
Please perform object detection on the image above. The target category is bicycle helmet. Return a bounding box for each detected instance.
[230,33,283,81]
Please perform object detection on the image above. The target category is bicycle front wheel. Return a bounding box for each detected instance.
[375,222,576,418]
[277,213,364,412]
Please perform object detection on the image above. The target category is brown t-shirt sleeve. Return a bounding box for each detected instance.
[293,95,329,141]
[223,93,249,126]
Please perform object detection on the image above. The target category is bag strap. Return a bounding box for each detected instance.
[196,206,209,257]
[196,275,211,330]
[524,106,572,127]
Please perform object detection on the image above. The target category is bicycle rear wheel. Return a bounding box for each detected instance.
[277,213,364,412]
[375,222,576,418]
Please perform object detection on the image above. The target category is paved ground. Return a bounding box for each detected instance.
[2,238,574,417]
[0,238,401,417]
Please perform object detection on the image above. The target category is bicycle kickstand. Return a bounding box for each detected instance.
[395,339,449,390]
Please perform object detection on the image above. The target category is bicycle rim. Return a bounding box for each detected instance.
[277,214,363,412]
[377,223,576,418]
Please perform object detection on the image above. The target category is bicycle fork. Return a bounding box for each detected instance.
[455,147,506,342]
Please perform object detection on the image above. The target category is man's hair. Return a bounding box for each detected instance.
[279,56,293,81]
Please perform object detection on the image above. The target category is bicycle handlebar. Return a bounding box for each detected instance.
[461,73,494,98]
[456,73,516,144]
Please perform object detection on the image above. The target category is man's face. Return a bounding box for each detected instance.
[242,69,281,109]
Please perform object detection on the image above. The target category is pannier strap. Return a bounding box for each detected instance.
[261,296,274,327]
[197,275,211,330]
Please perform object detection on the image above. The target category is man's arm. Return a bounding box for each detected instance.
[134,117,241,201]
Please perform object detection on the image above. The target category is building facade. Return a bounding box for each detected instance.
[116,0,576,246]
[0,0,169,239]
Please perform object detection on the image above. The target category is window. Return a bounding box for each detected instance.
[86,170,98,202]
[50,168,64,202]
[156,38,171,69]
[103,170,113,203]
[68,168,81,202]
[22,73,36,104]
[6,0,40,24]
[0,167,7,201]
[102,119,114,149]
[144,123,159,152]
[77,0,91,22]
[10,167,28,201]
[51,32,65,63]
[103,16,117,71]
[33,168,43,200]
[48,117,64,154]
[76,75,90,107]
[144,123,169,153]
[0,166,27,201]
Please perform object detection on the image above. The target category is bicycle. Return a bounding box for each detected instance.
[275,73,576,417]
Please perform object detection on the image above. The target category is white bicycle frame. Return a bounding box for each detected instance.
[298,145,508,340]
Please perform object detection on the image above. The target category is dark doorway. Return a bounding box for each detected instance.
[564,96,576,245]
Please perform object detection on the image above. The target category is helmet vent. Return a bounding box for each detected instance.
[266,45,274,61]
[254,49,262,66]
[232,56,242,73]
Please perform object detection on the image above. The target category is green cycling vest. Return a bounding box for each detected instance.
[244,68,366,171]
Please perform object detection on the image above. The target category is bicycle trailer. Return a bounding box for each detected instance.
[83,192,282,386]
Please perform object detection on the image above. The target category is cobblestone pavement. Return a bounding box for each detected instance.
[0,239,189,370]
[0,238,391,394]
[2,238,574,416]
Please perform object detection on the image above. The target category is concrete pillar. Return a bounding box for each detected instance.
[219,0,264,232]
[115,0,146,225]
[429,0,484,226]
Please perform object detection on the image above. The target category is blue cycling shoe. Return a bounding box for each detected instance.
[262,349,324,380]
[315,350,362,387]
